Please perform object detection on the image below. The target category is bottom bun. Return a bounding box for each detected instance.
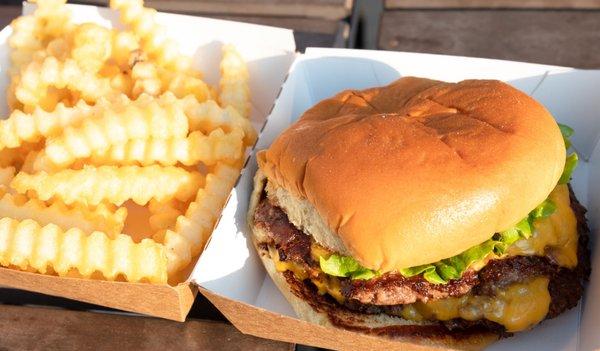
[248,171,499,351]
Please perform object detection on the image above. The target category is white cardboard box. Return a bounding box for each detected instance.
[193,48,600,350]
[0,3,296,321]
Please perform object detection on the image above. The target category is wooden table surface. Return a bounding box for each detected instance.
[378,1,600,68]
[0,304,293,351]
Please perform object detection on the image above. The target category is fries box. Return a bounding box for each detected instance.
[0,3,296,321]
[192,48,600,350]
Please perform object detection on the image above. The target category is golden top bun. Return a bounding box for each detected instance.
[257,77,566,271]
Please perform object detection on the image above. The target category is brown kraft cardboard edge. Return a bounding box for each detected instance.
[0,267,196,321]
[198,287,480,351]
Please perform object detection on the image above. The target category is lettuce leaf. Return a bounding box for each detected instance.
[559,153,578,184]
[557,123,578,184]
[558,123,574,149]
[319,255,377,280]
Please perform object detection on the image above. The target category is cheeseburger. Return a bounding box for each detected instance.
[248,77,589,348]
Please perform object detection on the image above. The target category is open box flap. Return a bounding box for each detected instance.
[194,48,600,350]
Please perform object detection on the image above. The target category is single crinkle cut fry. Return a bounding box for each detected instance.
[8,16,43,77]
[0,217,167,284]
[0,187,126,237]
[0,144,38,169]
[109,0,191,72]
[148,199,183,232]
[8,0,73,76]
[69,23,113,74]
[34,93,189,169]
[163,163,240,274]
[181,97,257,146]
[219,44,250,119]
[0,101,92,150]
[111,31,140,71]
[15,56,118,112]
[84,128,244,168]
[11,165,204,206]
[131,60,212,103]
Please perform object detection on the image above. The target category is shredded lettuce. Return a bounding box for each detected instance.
[319,255,377,280]
[559,153,578,184]
[558,123,578,184]
[558,123,574,149]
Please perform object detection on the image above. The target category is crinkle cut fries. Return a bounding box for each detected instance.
[0,0,254,284]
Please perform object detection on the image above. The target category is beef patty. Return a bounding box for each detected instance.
[253,187,590,328]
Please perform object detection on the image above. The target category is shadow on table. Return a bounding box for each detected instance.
[0,287,227,321]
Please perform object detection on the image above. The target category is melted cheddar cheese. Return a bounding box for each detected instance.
[508,184,578,268]
[267,184,578,332]
[403,277,551,332]
[269,245,345,303]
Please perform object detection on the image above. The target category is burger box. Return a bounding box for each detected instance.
[193,48,600,350]
[0,3,297,321]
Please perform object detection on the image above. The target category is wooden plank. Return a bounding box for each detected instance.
[385,0,600,9]
[0,304,294,351]
[378,10,600,68]
[73,0,353,20]
[215,16,349,50]
[66,2,351,50]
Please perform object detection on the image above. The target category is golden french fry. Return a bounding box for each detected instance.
[131,61,163,97]
[164,163,240,274]
[163,69,212,102]
[0,217,167,283]
[130,60,212,103]
[111,31,140,70]
[20,151,39,174]
[34,93,189,168]
[11,165,203,206]
[0,168,15,188]
[16,56,117,112]
[8,16,43,77]
[182,97,256,146]
[70,23,113,74]
[0,188,126,237]
[8,0,73,76]
[109,0,191,72]
[0,101,92,150]
[84,128,244,168]
[31,0,73,40]
[219,44,250,119]
[0,147,27,168]
[148,199,183,232]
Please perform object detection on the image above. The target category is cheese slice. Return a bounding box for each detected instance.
[404,277,551,332]
[508,184,578,268]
